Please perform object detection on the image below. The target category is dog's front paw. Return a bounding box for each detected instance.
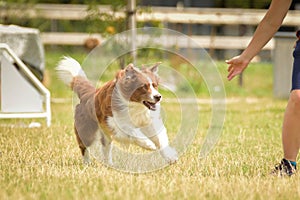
[160,146,178,164]
[135,139,157,151]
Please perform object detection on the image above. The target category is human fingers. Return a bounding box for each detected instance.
[227,68,239,81]
[225,57,239,72]
[225,55,240,64]
[227,73,235,81]
[225,59,232,64]
[226,60,233,72]
[227,64,234,72]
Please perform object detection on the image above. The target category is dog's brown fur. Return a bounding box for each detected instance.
[57,57,178,164]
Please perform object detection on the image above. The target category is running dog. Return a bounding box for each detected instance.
[56,57,178,165]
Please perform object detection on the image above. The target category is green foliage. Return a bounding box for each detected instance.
[1,0,37,3]
[84,2,126,35]
[0,0,128,34]
[85,0,126,11]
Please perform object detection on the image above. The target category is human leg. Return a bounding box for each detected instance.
[282,89,300,162]
[272,34,300,176]
[282,35,300,163]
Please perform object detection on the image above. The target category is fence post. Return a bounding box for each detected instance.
[273,32,295,99]
[127,0,137,64]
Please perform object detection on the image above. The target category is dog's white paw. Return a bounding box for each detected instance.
[160,146,178,164]
[146,140,157,151]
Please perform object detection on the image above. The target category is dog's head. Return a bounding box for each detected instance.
[116,63,162,111]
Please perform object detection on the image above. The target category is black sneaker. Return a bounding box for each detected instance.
[271,158,296,176]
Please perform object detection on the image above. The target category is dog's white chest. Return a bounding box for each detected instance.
[128,102,152,127]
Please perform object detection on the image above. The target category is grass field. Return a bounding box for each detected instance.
[1,49,299,199]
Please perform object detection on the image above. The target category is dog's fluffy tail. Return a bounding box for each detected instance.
[56,56,96,103]
[56,56,87,86]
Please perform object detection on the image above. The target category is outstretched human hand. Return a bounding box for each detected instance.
[226,55,250,81]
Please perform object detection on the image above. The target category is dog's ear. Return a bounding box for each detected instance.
[149,62,161,75]
[116,70,124,80]
[125,63,134,70]
[124,63,139,80]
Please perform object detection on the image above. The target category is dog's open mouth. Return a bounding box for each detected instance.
[143,101,157,111]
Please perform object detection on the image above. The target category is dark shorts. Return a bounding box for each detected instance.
[292,39,300,90]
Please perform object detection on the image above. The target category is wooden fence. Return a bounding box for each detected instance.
[1,4,300,49]
[2,4,300,25]
[39,32,274,50]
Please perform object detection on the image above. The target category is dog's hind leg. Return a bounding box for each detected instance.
[74,103,99,165]
[82,148,91,165]
[75,126,91,165]
[100,133,113,165]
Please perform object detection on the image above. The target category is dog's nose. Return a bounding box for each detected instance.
[154,94,161,102]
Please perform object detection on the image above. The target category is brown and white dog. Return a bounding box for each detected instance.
[56,57,178,165]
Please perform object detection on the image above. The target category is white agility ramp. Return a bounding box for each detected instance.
[0,43,51,127]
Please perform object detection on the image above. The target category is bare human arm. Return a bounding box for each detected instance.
[226,0,292,81]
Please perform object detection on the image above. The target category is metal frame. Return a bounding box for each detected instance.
[0,43,51,127]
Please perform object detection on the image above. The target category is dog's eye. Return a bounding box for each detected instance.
[143,83,149,89]
[141,83,150,91]
[152,83,158,88]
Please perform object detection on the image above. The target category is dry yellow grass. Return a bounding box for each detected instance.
[1,98,300,200]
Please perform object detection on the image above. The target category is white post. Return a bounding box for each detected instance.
[273,32,294,99]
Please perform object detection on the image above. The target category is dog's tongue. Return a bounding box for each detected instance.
[143,101,156,111]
